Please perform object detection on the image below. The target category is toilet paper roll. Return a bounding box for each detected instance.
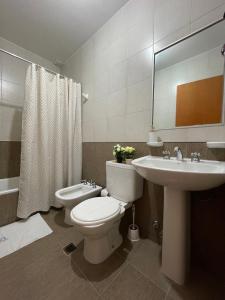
[101,188,109,197]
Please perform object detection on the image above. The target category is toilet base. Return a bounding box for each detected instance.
[64,208,74,225]
[84,221,122,264]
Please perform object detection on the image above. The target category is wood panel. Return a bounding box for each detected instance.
[176,75,224,126]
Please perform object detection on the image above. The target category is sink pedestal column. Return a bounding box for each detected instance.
[161,187,190,285]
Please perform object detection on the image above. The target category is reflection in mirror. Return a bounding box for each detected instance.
[153,18,225,130]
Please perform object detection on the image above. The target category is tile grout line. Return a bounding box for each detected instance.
[164,285,172,300]
[71,257,102,297]
[98,253,129,296]
[127,261,168,296]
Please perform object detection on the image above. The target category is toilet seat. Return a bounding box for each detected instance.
[71,197,122,226]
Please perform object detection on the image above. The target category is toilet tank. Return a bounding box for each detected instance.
[106,161,143,203]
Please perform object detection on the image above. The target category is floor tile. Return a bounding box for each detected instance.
[1,209,223,300]
[167,268,224,300]
[116,237,143,259]
[42,209,83,247]
[101,264,165,300]
[42,266,99,300]
[71,243,127,295]
[127,239,172,292]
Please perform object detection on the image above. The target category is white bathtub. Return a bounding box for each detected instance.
[0,177,19,196]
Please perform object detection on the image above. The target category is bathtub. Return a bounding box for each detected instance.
[0,177,19,226]
[0,177,19,196]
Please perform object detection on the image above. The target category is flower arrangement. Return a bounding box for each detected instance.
[113,144,125,163]
[124,146,136,159]
[113,144,136,163]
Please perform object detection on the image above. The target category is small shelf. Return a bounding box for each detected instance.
[147,141,164,147]
[206,142,225,149]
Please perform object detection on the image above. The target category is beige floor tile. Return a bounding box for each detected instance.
[127,239,172,293]
[101,264,165,300]
[71,244,128,295]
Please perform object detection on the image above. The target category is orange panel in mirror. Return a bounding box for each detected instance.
[176,75,224,126]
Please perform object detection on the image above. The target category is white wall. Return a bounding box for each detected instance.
[154,46,224,129]
[0,36,60,141]
[62,0,225,142]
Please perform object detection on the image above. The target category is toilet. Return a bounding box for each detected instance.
[70,161,143,264]
[55,183,102,225]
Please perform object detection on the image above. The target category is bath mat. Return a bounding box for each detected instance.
[0,213,52,258]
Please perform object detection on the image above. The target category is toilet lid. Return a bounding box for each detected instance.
[71,197,121,225]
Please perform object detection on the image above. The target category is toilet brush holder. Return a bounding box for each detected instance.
[128,224,140,242]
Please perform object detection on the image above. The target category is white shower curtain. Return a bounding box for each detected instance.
[17,64,82,218]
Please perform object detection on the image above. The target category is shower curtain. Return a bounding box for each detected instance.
[17,64,82,218]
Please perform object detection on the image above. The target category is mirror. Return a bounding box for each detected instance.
[153,19,225,130]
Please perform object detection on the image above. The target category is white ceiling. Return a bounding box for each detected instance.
[0,0,129,63]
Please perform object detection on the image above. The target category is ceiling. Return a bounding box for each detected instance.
[0,0,129,63]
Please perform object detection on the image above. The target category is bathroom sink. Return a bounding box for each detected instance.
[132,155,225,190]
[132,155,225,285]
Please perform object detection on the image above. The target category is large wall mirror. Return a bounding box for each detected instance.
[153,18,225,130]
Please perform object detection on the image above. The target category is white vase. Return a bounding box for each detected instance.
[125,158,133,165]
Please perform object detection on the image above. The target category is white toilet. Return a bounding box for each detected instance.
[70,161,143,264]
[55,183,102,225]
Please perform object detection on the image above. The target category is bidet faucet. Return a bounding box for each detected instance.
[174,146,183,161]
[81,179,87,185]
[162,149,170,159]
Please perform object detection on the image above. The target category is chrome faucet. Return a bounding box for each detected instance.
[81,179,87,185]
[191,152,201,162]
[162,149,170,159]
[87,179,96,188]
[174,146,183,161]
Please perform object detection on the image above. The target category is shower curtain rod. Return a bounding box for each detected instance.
[0,47,88,100]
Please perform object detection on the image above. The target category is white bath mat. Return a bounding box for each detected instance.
[0,213,53,258]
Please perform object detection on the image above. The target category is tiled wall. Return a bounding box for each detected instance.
[62,0,225,143]
[0,36,60,179]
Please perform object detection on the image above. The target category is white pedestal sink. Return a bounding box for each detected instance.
[132,156,225,285]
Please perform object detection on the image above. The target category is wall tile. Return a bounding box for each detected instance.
[109,60,127,93]
[0,141,21,178]
[126,78,152,114]
[108,5,128,44]
[127,47,153,86]
[126,20,153,58]
[0,106,22,141]
[108,37,127,67]
[154,25,191,53]
[190,0,225,22]
[154,0,191,42]
[125,0,154,30]
[93,21,111,53]
[190,3,225,32]
[125,111,151,141]
[108,116,126,141]
[107,88,127,118]
[2,80,24,108]
[93,117,108,142]
[82,121,94,142]
[94,70,109,100]
[2,53,27,85]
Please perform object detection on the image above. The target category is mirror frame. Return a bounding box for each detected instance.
[152,16,225,132]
